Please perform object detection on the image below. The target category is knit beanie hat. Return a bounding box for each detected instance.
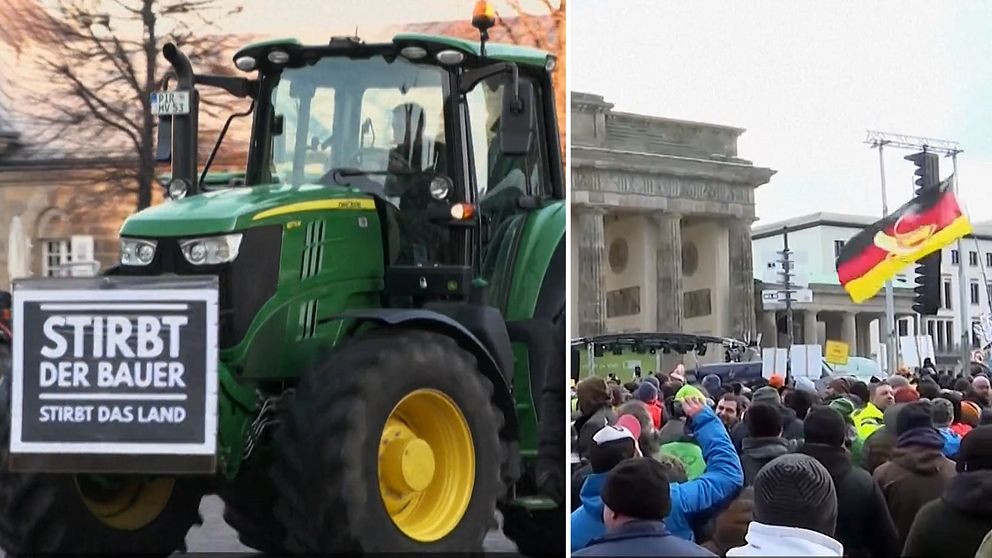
[958,426,992,472]
[701,374,722,398]
[643,375,660,390]
[894,387,920,403]
[601,457,672,520]
[963,400,983,427]
[634,382,659,404]
[888,375,911,390]
[896,401,933,435]
[769,374,786,389]
[828,397,855,417]
[753,454,838,536]
[752,386,782,406]
[932,398,954,428]
[804,406,847,447]
[588,425,637,473]
[828,378,850,394]
[675,384,705,401]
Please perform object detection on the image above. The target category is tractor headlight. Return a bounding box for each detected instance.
[180,233,243,266]
[120,238,157,266]
[167,178,189,200]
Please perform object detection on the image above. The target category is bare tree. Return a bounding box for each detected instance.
[496,0,565,151]
[6,0,244,210]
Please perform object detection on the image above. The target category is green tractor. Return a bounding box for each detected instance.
[0,13,564,556]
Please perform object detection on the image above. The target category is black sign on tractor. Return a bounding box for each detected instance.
[10,276,218,474]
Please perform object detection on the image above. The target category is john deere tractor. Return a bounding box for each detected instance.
[0,9,564,556]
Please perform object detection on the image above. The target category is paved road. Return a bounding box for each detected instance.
[185,496,518,554]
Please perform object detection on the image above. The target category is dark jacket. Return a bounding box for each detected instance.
[740,437,791,486]
[862,425,896,474]
[799,443,899,558]
[700,487,754,556]
[873,444,956,547]
[730,406,804,452]
[903,470,992,558]
[573,520,715,557]
[574,406,616,460]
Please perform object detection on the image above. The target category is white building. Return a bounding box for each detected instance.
[752,213,992,368]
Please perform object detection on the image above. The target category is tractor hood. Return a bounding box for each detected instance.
[121,183,375,238]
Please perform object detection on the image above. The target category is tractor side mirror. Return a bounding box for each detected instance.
[155,115,172,163]
[499,79,536,156]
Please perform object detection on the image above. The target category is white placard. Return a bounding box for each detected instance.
[789,344,822,378]
[899,335,936,368]
[762,348,788,379]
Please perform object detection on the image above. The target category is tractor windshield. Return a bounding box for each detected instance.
[270,55,449,198]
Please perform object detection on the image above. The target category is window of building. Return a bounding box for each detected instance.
[833,240,845,260]
[927,320,936,346]
[952,250,960,265]
[943,279,953,310]
[42,239,71,277]
[987,283,992,305]
[970,251,979,266]
[898,320,908,336]
[986,253,992,267]
[945,321,956,352]
[972,281,981,305]
[936,320,946,351]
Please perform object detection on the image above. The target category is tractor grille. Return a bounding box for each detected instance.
[119,225,282,349]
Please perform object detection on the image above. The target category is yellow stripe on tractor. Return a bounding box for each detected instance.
[252,199,376,221]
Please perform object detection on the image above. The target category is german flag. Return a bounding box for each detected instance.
[837,176,972,303]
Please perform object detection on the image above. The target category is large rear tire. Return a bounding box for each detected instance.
[270,328,506,553]
[219,460,287,554]
[0,379,205,555]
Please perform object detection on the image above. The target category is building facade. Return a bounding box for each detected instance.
[571,92,776,344]
[753,212,992,366]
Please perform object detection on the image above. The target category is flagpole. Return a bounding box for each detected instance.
[953,152,971,373]
[878,143,899,375]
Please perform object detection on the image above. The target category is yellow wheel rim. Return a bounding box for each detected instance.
[378,388,475,542]
[75,476,174,531]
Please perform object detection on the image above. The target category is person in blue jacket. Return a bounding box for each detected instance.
[572,395,744,550]
[571,422,640,550]
[574,458,714,556]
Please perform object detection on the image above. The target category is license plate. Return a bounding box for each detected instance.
[151,91,190,116]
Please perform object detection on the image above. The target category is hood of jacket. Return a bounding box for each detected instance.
[797,443,852,482]
[944,470,992,516]
[741,436,791,460]
[890,444,951,475]
[727,522,844,557]
[579,471,606,519]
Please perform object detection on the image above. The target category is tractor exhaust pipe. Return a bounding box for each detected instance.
[162,43,200,196]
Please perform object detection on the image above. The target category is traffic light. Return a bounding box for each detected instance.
[913,251,941,315]
[904,151,940,194]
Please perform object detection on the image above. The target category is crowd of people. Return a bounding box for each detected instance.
[570,361,992,557]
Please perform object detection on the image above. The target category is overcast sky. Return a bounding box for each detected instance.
[571,1,992,224]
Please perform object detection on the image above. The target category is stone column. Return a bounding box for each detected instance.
[728,218,756,339]
[653,212,684,332]
[803,309,819,345]
[842,312,857,348]
[761,311,778,348]
[576,206,607,336]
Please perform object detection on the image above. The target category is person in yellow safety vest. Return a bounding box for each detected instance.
[853,382,895,440]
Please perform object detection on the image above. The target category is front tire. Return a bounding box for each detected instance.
[270,328,506,553]
[0,379,204,555]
